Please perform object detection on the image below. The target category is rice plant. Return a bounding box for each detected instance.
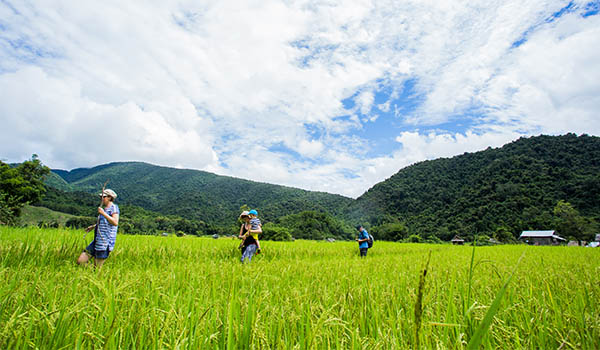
[0,226,598,349]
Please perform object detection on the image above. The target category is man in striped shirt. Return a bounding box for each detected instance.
[77,189,120,268]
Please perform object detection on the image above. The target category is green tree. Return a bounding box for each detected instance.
[371,222,408,241]
[0,156,50,225]
[405,234,423,243]
[261,223,293,241]
[553,200,590,242]
[494,226,515,243]
[278,211,352,240]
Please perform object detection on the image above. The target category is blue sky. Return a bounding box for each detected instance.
[1,0,599,197]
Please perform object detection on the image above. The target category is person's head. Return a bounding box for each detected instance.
[99,189,117,205]
[248,209,258,218]
[239,211,250,222]
[355,225,363,232]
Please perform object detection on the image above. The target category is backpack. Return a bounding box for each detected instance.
[367,234,374,248]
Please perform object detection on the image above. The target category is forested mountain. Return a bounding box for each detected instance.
[49,162,353,227]
[30,134,599,241]
[347,134,600,241]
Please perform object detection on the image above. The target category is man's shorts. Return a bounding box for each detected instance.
[85,241,110,259]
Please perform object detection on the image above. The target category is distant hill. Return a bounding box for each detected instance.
[49,162,353,226]
[18,205,75,227]
[34,134,599,240]
[44,172,74,192]
[347,134,600,240]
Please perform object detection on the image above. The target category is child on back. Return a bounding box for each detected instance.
[246,209,262,253]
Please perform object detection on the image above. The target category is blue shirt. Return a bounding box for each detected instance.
[249,218,261,230]
[249,217,261,240]
[359,229,369,249]
[95,204,119,251]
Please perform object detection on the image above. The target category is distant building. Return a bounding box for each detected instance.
[519,230,565,245]
[488,238,500,245]
[212,234,219,239]
[451,235,465,245]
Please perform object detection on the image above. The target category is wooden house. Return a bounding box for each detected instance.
[451,235,465,245]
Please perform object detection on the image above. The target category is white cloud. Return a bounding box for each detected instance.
[394,131,521,162]
[0,66,217,170]
[480,13,600,135]
[378,100,391,113]
[355,90,375,115]
[0,0,598,198]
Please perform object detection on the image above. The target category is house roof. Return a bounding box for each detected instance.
[519,230,555,238]
[451,235,464,241]
[519,230,565,241]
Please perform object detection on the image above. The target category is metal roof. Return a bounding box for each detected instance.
[519,230,566,241]
[519,230,555,238]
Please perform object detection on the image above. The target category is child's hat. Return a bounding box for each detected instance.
[248,209,258,216]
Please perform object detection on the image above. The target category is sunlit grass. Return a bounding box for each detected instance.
[0,226,598,349]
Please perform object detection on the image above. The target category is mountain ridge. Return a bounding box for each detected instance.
[347,133,600,240]
[49,161,353,226]
[39,133,600,240]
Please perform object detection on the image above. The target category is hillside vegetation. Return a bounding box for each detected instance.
[17,205,75,227]
[348,134,600,241]
[25,134,600,241]
[44,162,353,237]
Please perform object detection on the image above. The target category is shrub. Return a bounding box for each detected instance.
[405,234,423,243]
[66,216,96,229]
[261,223,293,241]
[371,222,408,241]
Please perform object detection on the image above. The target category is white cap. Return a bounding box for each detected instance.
[99,189,118,199]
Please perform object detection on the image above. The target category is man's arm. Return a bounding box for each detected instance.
[98,207,119,226]
[356,231,369,242]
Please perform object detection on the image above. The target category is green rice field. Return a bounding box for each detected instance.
[0,226,598,349]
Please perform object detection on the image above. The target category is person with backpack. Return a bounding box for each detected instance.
[356,225,371,257]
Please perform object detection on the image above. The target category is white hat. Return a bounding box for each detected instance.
[99,189,118,199]
[239,210,250,218]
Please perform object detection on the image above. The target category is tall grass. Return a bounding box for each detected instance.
[0,226,598,349]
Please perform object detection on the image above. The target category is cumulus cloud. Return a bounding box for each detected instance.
[0,66,217,169]
[480,13,600,135]
[0,0,598,198]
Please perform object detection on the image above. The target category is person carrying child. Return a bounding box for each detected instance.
[240,209,262,263]
[238,211,250,255]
